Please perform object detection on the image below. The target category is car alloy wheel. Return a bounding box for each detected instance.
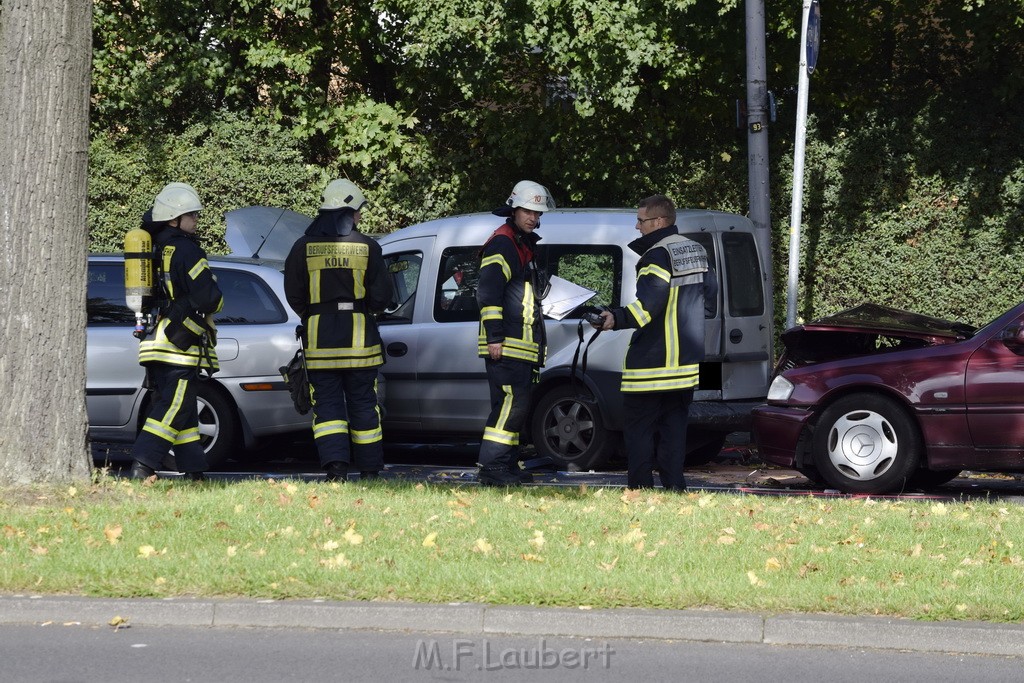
[811,393,921,494]
[530,385,614,471]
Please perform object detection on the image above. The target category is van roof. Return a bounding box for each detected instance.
[378,208,753,246]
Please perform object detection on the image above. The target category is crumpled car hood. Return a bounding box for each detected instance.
[780,303,976,366]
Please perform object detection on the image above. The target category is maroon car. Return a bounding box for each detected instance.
[752,302,1024,494]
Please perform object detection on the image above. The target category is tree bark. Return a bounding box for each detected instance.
[0,0,93,483]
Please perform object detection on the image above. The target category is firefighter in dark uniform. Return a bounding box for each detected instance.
[475,180,555,486]
[284,179,394,482]
[129,183,223,480]
[596,194,718,491]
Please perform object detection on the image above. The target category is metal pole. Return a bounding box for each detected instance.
[786,0,813,330]
[745,0,772,305]
[745,0,773,378]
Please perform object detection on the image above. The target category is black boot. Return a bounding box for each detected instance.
[128,460,157,480]
[324,461,348,482]
[477,466,522,487]
[509,461,534,483]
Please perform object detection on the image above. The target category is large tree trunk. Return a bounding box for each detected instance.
[0,0,93,484]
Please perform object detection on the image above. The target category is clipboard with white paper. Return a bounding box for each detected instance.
[542,275,597,320]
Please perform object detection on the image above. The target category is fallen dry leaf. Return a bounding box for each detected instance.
[422,532,438,548]
[104,525,122,545]
[343,527,363,545]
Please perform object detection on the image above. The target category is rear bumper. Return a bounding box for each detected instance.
[751,404,814,467]
[689,400,764,432]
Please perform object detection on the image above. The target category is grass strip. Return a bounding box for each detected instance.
[1,477,1022,622]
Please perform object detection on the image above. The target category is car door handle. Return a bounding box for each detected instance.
[386,342,408,357]
[729,329,743,344]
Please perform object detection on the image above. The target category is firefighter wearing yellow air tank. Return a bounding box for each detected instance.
[283,179,394,482]
[128,183,224,480]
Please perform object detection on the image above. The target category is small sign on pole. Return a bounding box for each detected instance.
[806,0,820,75]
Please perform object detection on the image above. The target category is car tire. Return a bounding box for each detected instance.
[684,431,727,467]
[811,393,921,494]
[195,383,240,469]
[795,465,826,486]
[530,385,615,471]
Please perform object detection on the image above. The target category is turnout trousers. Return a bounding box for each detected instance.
[308,368,384,472]
[623,388,693,491]
[131,364,208,474]
[478,358,535,472]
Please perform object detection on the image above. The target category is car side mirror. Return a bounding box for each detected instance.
[1000,324,1024,352]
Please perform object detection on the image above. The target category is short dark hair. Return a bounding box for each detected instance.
[638,194,676,224]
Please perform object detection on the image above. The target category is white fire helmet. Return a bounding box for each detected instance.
[321,179,367,211]
[152,182,203,222]
[506,180,555,212]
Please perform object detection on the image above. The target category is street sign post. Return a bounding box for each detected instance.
[786,0,821,329]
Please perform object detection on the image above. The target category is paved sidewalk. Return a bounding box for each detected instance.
[2,595,1023,657]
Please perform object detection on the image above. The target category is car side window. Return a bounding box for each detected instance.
[538,245,621,314]
[212,268,288,325]
[434,247,480,323]
[380,251,422,324]
[87,263,135,325]
[720,232,764,317]
[681,232,718,318]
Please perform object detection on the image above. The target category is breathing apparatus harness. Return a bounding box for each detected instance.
[124,223,216,378]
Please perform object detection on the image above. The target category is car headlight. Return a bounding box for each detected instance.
[767,375,794,402]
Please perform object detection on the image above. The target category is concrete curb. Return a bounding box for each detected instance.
[2,595,1024,657]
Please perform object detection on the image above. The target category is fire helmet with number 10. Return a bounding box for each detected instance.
[506,180,556,212]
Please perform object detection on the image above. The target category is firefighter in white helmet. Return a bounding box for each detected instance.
[128,182,224,480]
[283,179,394,481]
[475,180,555,486]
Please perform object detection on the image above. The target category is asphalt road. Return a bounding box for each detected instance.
[3,622,1023,683]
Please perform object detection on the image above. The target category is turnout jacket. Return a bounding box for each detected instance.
[611,225,718,393]
[283,217,393,370]
[476,222,546,365]
[139,227,224,372]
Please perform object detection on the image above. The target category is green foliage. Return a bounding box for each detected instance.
[89,115,321,254]
[87,0,1024,331]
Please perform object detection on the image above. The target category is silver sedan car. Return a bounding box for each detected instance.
[87,253,307,466]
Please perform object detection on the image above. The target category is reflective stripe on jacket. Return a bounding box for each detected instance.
[138,229,223,371]
[284,230,393,371]
[476,222,546,365]
[613,226,717,393]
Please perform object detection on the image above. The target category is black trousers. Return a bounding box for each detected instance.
[623,389,693,490]
[308,368,383,472]
[131,364,208,473]
[478,358,535,471]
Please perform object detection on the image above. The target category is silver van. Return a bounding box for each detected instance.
[376,208,772,470]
